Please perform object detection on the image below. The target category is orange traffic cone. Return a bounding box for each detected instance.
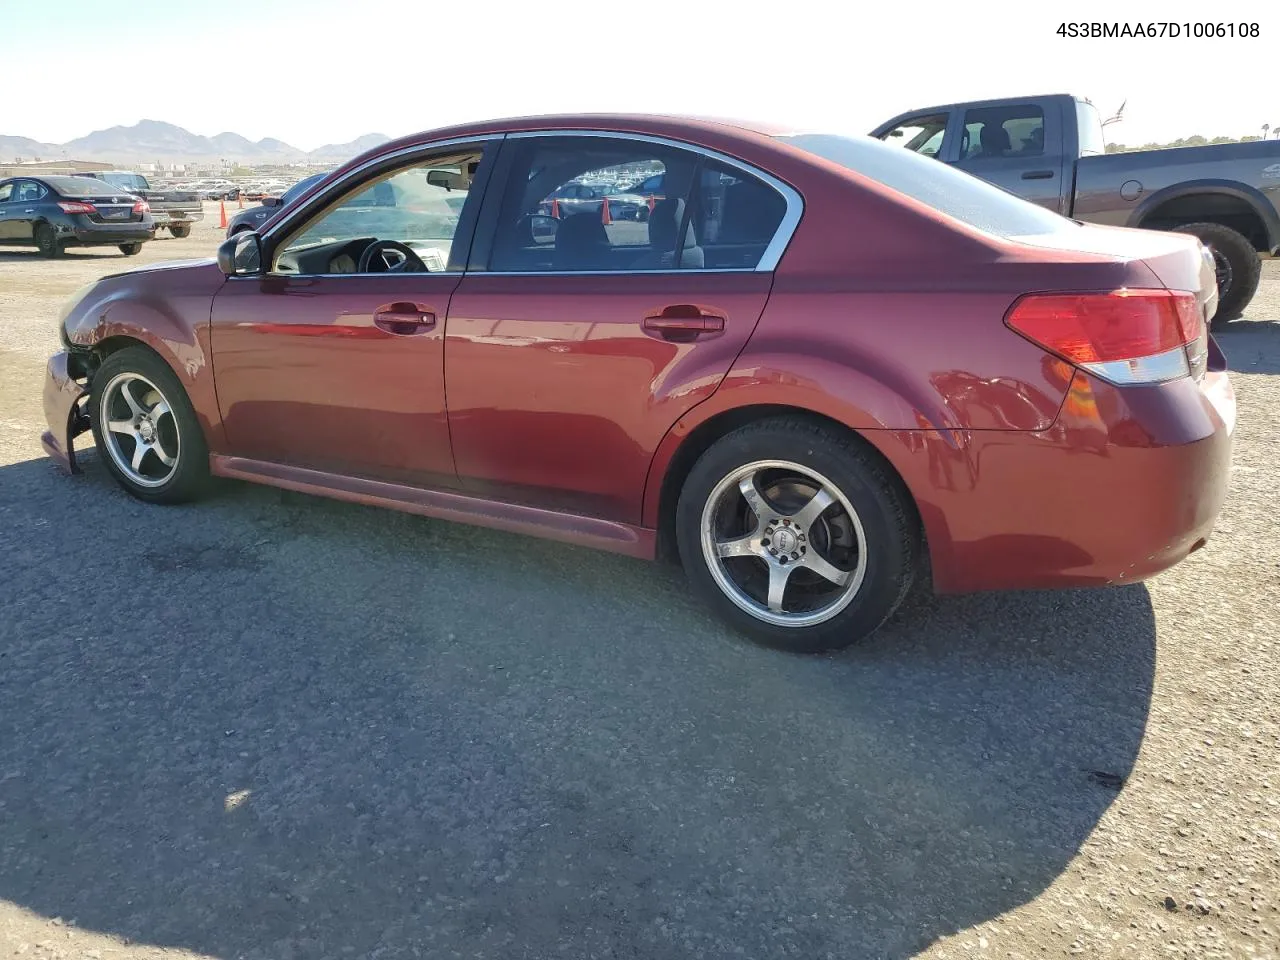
[218,199,228,229]
[550,198,561,219]
[600,197,612,225]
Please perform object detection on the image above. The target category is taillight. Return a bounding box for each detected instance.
[57,201,95,214]
[1005,289,1204,386]
[132,200,150,214]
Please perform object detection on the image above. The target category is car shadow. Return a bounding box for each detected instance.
[0,453,1156,960]
[1217,318,1280,374]
[0,250,133,261]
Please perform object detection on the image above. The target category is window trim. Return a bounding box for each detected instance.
[474,129,803,276]
[254,134,503,278]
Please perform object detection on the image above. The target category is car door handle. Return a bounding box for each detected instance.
[24,208,35,213]
[642,305,726,342]
[1021,170,1054,180]
[373,303,436,335]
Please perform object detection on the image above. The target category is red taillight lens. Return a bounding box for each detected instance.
[132,200,150,214]
[57,201,95,214]
[1006,289,1201,385]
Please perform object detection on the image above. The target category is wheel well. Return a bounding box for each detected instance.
[69,335,154,382]
[1139,193,1269,251]
[653,404,923,565]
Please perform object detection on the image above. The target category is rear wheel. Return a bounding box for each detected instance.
[675,418,919,653]
[88,346,210,504]
[168,223,192,239]
[118,242,143,256]
[35,223,63,258]
[1175,222,1261,327]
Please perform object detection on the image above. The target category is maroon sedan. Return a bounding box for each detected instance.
[40,114,1237,653]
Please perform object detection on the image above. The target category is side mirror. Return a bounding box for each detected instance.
[217,232,263,276]
[529,214,559,243]
[260,196,282,208]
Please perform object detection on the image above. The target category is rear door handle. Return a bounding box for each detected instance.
[642,305,726,342]
[373,303,436,336]
[1021,170,1054,180]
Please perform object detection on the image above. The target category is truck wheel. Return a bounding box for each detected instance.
[169,223,192,239]
[1175,222,1261,327]
[118,243,143,256]
[35,223,64,258]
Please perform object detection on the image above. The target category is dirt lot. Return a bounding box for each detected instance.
[0,209,1277,960]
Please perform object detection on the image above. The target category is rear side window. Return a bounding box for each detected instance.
[15,181,47,202]
[487,135,790,273]
[778,133,1072,239]
[960,105,1045,159]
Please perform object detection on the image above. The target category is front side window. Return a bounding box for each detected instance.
[880,114,949,158]
[0,183,12,203]
[960,105,1045,159]
[487,136,788,273]
[272,149,482,275]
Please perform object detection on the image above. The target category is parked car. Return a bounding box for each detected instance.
[39,114,1235,653]
[71,171,203,239]
[870,93,1280,323]
[225,173,328,237]
[0,175,153,257]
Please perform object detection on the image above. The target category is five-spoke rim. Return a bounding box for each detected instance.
[99,372,180,488]
[699,460,868,628]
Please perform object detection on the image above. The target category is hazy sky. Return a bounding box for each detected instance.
[3,0,1275,150]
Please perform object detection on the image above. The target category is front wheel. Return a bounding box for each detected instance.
[88,346,211,504]
[168,223,192,239]
[118,242,143,256]
[675,418,920,653]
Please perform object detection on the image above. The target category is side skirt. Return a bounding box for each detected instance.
[209,455,658,560]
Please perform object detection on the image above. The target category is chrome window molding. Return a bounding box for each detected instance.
[255,127,803,277]
[239,266,762,281]
[504,129,803,273]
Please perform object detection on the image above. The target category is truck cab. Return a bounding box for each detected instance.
[871,94,1103,215]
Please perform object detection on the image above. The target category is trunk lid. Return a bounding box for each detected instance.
[1013,221,1218,326]
[77,192,145,223]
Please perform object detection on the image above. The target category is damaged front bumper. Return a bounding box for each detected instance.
[40,351,90,474]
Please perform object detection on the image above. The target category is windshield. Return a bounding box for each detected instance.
[776,133,1074,239]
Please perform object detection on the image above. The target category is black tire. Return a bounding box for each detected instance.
[1174,222,1261,327]
[118,242,143,256]
[169,223,192,239]
[34,223,63,258]
[88,345,211,504]
[675,417,920,654]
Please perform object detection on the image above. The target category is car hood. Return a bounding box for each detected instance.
[98,257,217,282]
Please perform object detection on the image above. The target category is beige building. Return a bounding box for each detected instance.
[0,159,114,178]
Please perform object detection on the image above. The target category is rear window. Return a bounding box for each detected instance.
[44,176,133,197]
[776,133,1074,239]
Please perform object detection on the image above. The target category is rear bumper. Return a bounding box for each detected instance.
[899,365,1236,594]
[40,352,89,474]
[152,209,205,225]
[60,220,154,245]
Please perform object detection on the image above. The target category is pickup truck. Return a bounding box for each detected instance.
[870,93,1280,323]
[72,170,204,238]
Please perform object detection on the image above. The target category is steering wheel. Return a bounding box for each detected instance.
[357,239,428,274]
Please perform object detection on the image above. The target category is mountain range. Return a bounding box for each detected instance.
[0,120,392,165]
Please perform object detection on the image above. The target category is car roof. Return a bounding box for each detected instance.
[340,113,806,168]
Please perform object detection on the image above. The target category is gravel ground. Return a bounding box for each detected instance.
[0,210,1276,959]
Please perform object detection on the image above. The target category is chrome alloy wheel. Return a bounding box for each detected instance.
[99,372,180,488]
[699,460,868,628]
